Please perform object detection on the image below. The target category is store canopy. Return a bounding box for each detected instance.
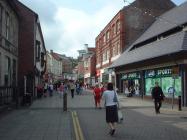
[110,2,187,69]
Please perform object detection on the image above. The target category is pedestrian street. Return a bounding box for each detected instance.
[0,89,187,140]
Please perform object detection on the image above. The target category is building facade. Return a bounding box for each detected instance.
[0,0,19,106]
[95,0,175,85]
[83,45,96,87]
[14,0,46,99]
[0,0,18,87]
[111,2,187,106]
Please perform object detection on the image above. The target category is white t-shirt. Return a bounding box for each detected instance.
[102,90,118,106]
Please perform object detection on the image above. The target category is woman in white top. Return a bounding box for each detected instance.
[102,83,118,136]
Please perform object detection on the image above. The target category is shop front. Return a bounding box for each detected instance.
[144,66,182,100]
[121,72,141,96]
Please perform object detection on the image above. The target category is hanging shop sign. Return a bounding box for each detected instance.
[121,72,140,80]
[145,67,178,78]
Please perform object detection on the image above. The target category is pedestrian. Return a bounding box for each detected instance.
[43,82,48,97]
[70,81,75,98]
[58,82,64,98]
[48,83,53,97]
[102,83,118,136]
[93,84,102,109]
[151,82,165,114]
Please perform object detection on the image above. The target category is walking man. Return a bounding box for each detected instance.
[151,82,165,114]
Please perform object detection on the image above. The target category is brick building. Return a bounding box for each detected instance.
[95,0,175,85]
[111,2,187,106]
[13,0,46,100]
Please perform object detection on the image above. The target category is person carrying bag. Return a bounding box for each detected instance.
[113,90,123,124]
[102,83,123,136]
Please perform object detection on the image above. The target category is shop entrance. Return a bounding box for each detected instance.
[122,79,140,96]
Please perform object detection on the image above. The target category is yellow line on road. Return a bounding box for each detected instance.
[71,111,84,140]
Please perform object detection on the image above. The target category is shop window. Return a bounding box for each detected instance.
[145,77,182,98]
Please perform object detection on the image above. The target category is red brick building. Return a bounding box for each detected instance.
[95,0,175,85]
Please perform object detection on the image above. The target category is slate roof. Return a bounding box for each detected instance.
[111,2,187,68]
[134,1,187,45]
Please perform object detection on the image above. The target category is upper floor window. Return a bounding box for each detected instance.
[103,34,106,43]
[117,43,120,54]
[36,40,41,60]
[5,12,10,40]
[102,50,107,62]
[112,24,116,36]
[112,46,116,57]
[107,31,110,41]
[107,50,110,60]
[116,20,120,32]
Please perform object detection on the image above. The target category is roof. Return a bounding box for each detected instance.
[133,1,187,45]
[51,53,62,61]
[111,2,187,68]
[111,31,187,68]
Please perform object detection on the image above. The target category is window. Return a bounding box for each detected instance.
[116,20,120,32]
[12,59,17,86]
[36,40,41,60]
[112,24,116,36]
[5,12,10,40]
[112,46,116,57]
[107,50,110,60]
[117,43,120,54]
[0,5,2,34]
[103,34,106,43]
[102,51,107,62]
[107,31,110,41]
[4,56,11,86]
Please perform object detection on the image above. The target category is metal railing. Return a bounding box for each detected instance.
[0,86,18,107]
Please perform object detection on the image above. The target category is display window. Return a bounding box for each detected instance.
[145,76,181,98]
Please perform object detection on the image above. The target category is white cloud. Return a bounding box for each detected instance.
[44,2,124,58]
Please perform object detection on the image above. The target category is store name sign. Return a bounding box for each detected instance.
[157,69,172,76]
[145,68,172,78]
[122,72,140,80]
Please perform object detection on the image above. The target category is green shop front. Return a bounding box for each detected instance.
[144,67,182,101]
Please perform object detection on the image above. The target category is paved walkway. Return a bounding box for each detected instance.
[0,89,187,140]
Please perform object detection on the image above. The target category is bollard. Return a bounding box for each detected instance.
[63,92,67,111]
[178,96,182,111]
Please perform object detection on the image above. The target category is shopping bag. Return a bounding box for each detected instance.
[118,110,123,123]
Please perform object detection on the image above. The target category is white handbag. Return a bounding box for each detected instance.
[118,110,123,123]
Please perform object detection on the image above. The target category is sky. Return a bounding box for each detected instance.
[19,0,187,58]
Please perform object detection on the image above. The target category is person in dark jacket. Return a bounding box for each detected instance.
[151,82,165,114]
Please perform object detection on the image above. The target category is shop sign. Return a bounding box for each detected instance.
[145,68,172,78]
[121,72,140,80]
